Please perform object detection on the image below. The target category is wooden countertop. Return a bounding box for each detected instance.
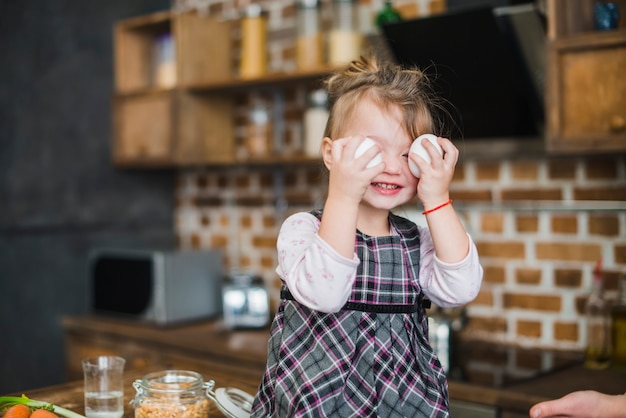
[54,315,626,416]
[62,315,270,370]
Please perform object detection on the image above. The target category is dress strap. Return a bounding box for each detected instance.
[280,288,430,313]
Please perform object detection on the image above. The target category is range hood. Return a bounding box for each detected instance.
[381,4,546,140]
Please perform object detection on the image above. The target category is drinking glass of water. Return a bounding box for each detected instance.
[82,356,125,418]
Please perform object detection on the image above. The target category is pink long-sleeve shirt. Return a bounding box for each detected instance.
[276,211,483,313]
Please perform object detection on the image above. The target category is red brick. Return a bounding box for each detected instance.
[554,322,579,342]
[585,158,618,179]
[551,215,578,234]
[501,188,562,201]
[535,243,602,262]
[481,213,504,233]
[536,242,602,262]
[450,189,493,201]
[510,160,539,180]
[472,290,494,306]
[515,268,542,285]
[476,241,525,259]
[516,215,538,232]
[210,235,228,248]
[589,215,620,236]
[253,235,277,248]
[483,265,506,283]
[548,159,577,179]
[241,215,252,228]
[503,293,561,311]
[517,320,541,338]
[476,161,501,181]
[465,316,507,333]
[574,186,626,201]
[554,269,583,287]
[616,244,626,264]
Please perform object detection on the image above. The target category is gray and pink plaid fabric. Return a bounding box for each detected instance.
[251,212,450,417]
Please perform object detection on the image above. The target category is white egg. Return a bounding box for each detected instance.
[354,137,383,168]
[408,134,444,178]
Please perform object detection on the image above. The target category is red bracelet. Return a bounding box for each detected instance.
[422,199,453,215]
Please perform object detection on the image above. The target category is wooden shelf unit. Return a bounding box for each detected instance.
[112,10,336,168]
[545,0,626,153]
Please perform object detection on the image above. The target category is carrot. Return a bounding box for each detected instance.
[30,410,57,418]
[2,404,31,418]
[0,396,83,418]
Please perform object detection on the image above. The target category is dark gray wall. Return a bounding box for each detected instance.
[0,0,173,393]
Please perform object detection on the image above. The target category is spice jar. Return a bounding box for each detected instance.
[303,89,329,157]
[240,4,268,78]
[133,370,254,418]
[296,0,323,70]
[246,97,272,158]
[328,0,362,66]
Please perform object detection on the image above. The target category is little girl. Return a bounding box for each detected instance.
[251,56,483,417]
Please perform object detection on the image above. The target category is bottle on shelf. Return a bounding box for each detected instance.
[375,1,402,28]
[328,0,362,66]
[303,89,329,157]
[153,33,176,88]
[296,0,324,71]
[246,95,272,158]
[240,4,268,78]
[611,270,626,369]
[584,258,611,369]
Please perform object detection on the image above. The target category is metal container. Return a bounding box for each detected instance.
[222,271,270,329]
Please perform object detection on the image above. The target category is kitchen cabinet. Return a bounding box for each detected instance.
[546,0,626,153]
[112,10,329,167]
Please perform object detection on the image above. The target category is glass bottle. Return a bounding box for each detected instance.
[584,259,611,369]
[246,95,272,158]
[375,1,402,28]
[240,4,268,78]
[303,89,329,157]
[328,0,362,66]
[611,271,626,368]
[296,0,323,70]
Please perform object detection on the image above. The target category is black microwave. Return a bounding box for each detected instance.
[90,249,223,325]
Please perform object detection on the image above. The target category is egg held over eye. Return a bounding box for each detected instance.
[408,134,444,178]
[354,137,383,168]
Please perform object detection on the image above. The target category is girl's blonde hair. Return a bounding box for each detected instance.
[323,55,445,141]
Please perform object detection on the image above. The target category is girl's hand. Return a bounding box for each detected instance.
[324,136,385,205]
[409,136,458,209]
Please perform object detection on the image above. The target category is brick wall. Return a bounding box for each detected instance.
[172,0,626,351]
[176,156,626,351]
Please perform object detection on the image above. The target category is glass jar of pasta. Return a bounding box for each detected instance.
[133,370,210,418]
[132,370,253,418]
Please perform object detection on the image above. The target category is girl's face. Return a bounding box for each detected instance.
[346,98,418,211]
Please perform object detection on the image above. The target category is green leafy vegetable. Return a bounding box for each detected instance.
[0,395,86,418]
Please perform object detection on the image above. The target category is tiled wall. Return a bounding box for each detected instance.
[172,0,626,351]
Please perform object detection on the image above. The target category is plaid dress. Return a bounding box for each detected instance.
[251,211,450,417]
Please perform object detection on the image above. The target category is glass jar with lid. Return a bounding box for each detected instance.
[296,0,323,70]
[328,0,362,66]
[133,370,253,418]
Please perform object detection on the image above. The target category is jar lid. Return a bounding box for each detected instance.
[243,4,267,17]
[298,0,320,9]
[208,386,255,418]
